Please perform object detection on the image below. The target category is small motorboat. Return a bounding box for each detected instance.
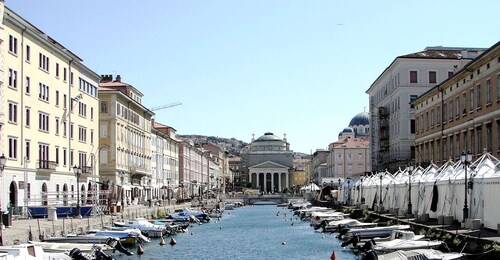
[361,249,466,260]
[315,219,377,233]
[340,225,410,240]
[28,241,112,253]
[370,239,444,254]
[113,218,169,238]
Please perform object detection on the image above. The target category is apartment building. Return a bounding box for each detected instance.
[151,121,179,203]
[327,137,370,181]
[0,5,101,215]
[366,46,485,172]
[98,75,154,207]
[414,41,500,165]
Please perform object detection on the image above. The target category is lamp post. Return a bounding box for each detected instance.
[167,178,171,206]
[461,150,473,222]
[0,154,6,230]
[379,174,383,212]
[347,179,351,205]
[407,164,414,217]
[72,165,82,218]
[119,172,125,210]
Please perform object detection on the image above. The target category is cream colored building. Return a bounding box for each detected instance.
[0,4,101,216]
[99,75,154,207]
[414,41,500,165]
[151,121,179,203]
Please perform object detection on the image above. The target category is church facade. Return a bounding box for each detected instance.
[241,133,293,192]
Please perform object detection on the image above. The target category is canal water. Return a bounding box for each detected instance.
[114,204,357,260]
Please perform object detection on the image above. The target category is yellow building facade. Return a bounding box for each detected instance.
[98,75,154,207]
[1,5,101,216]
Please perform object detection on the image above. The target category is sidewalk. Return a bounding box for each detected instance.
[0,203,190,246]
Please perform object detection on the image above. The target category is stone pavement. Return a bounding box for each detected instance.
[0,203,191,246]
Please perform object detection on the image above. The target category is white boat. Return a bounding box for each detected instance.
[28,241,112,253]
[361,249,466,260]
[0,244,71,259]
[224,203,235,210]
[113,217,168,238]
[342,230,428,249]
[310,211,345,225]
[370,239,443,253]
[319,219,377,233]
[341,225,410,240]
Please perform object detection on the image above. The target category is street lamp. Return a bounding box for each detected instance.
[119,172,125,210]
[461,150,473,222]
[347,178,351,205]
[407,164,414,217]
[0,154,7,229]
[72,165,82,218]
[167,178,171,206]
[379,174,383,212]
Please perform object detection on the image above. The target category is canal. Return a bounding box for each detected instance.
[114,204,357,259]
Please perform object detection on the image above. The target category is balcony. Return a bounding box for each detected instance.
[130,165,150,179]
[82,166,93,174]
[37,160,57,173]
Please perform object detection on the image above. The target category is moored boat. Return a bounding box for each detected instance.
[0,244,71,259]
[361,249,466,260]
[340,225,411,240]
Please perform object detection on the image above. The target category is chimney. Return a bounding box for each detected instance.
[115,75,121,82]
[100,74,113,83]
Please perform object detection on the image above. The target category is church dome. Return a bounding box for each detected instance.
[349,112,369,126]
[255,132,282,142]
[342,127,354,133]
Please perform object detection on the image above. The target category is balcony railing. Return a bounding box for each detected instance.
[82,166,93,174]
[37,160,57,171]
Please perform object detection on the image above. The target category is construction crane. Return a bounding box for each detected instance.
[150,102,182,112]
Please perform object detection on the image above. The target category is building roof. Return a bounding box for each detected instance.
[255,132,282,142]
[349,112,369,126]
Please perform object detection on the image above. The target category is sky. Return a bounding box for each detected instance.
[7,1,499,154]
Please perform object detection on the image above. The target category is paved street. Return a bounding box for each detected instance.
[0,203,188,246]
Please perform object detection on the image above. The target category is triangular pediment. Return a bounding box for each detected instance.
[249,161,288,169]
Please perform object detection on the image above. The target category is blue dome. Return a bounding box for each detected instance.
[342,127,354,133]
[349,112,369,126]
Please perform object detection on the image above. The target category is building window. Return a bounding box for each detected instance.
[410,71,418,83]
[436,105,441,124]
[55,147,59,165]
[476,84,482,108]
[470,129,475,154]
[497,74,500,100]
[443,103,447,122]
[91,107,94,120]
[70,72,74,85]
[448,71,454,78]
[486,124,492,152]
[78,126,87,142]
[429,71,437,84]
[39,53,50,72]
[9,35,18,54]
[70,123,74,139]
[78,102,87,117]
[25,107,30,127]
[26,141,30,161]
[9,138,18,159]
[55,118,60,135]
[63,121,67,137]
[56,63,59,78]
[430,110,434,127]
[25,76,30,94]
[56,91,59,106]
[8,68,18,89]
[477,126,482,153]
[8,103,18,123]
[39,113,49,132]
[63,68,67,82]
[39,144,49,166]
[448,100,453,121]
[63,94,67,109]
[101,101,108,114]
[462,92,466,114]
[455,97,460,117]
[39,83,49,101]
[63,149,67,166]
[463,131,468,152]
[486,79,491,104]
[26,45,31,61]
[469,89,474,111]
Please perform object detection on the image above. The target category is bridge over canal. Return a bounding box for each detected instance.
[225,194,304,205]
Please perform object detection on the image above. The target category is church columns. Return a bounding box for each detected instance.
[278,173,282,192]
[271,172,274,193]
[263,173,267,192]
[249,171,252,185]
[256,173,259,191]
[286,172,289,189]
